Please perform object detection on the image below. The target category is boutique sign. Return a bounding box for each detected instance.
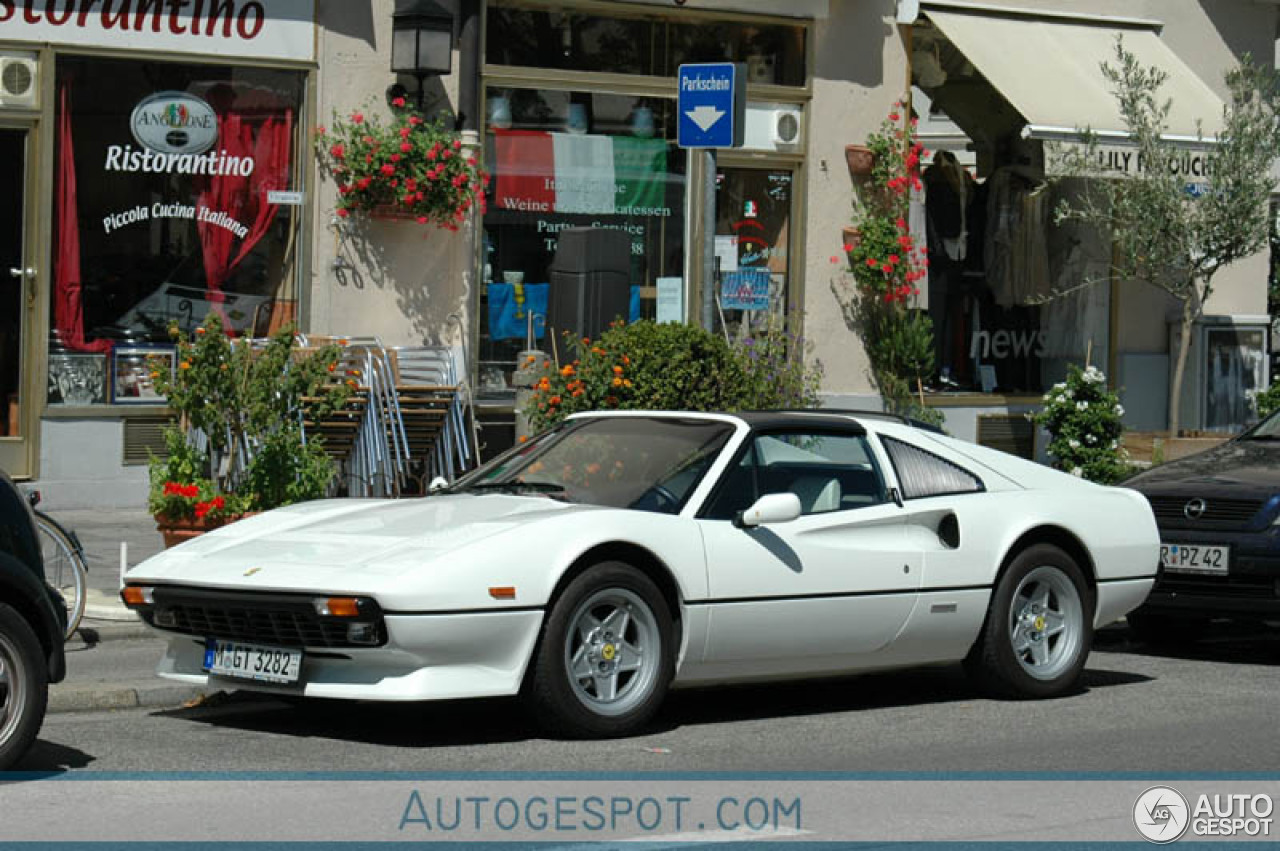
[0,0,315,62]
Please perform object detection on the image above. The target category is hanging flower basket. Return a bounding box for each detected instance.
[315,97,489,231]
[845,144,876,177]
[841,226,862,251]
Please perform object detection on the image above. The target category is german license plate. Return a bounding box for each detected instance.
[1161,543,1229,575]
[203,638,302,684]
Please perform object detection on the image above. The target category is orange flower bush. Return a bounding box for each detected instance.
[524,320,821,432]
[315,98,488,229]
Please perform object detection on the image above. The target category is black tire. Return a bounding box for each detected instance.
[0,602,50,770]
[965,544,1094,699]
[1126,610,1209,646]
[526,563,674,738]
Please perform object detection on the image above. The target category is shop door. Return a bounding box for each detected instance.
[712,165,795,339]
[0,127,33,477]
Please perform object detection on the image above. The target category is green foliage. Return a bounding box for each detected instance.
[1248,381,1280,420]
[1032,364,1129,484]
[523,320,823,432]
[833,102,941,427]
[1052,41,1280,435]
[147,314,352,521]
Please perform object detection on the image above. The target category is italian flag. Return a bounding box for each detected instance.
[493,129,668,215]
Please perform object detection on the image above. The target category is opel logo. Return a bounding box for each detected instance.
[1183,498,1206,520]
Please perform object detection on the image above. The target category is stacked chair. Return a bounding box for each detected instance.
[297,334,476,497]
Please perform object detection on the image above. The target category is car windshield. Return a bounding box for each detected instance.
[449,416,735,513]
[1239,409,1280,440]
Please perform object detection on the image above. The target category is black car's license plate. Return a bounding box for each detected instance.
[1160,543,1229,575]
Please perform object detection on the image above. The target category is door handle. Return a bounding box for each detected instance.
[9,267,34,279]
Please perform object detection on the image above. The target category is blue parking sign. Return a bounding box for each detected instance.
[677,63,746,149]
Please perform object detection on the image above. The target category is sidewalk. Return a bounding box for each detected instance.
[44,508,220,713]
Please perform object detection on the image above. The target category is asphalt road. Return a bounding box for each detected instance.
[17,623,1280,774]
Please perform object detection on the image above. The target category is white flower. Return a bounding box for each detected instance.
[1068,438,1081,449]
[1082,366,1104,384]
[1110,440,1119,449]
[1065,389,1075,399]
[1076,400,1088,410]
[1070,467,1083,477]
[1114,404,1125,416]
[1085,434,1096,444]
[1053,382,1066,391]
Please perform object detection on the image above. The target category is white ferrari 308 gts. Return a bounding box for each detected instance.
[123,410,1159,737]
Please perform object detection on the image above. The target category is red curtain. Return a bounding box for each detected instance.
[53,82,112,354]
[197,109,294,305]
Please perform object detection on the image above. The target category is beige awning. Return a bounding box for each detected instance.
[922,6,1226,142]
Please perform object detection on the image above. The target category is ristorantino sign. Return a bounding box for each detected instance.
[130,91,218,155]
[0,0,315,62]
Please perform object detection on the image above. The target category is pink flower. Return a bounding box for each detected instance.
[400,142,412,153]
[842,243,854,252]
[380,164,396,176]
[399,127,412,139]
[829,255,840,264]
[351,112,364,124]
[391,97,406,108]
[329,143,345,159]
[337,208,349,218]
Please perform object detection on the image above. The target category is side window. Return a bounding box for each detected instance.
[881,436,983,500]
[702,431,887,519]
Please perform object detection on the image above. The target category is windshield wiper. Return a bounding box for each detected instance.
[453,481,568,495]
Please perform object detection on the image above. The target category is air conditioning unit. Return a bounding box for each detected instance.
[0,53,39,110]
[771,107,802,147]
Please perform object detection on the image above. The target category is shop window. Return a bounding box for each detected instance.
[480,88,686,396]
[485,5,807,87]
[48,56,303,405]
[712,167,794,340]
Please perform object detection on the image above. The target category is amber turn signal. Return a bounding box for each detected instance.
[315,596,361,617]
[488,587,516,600]
[121,586,153,607]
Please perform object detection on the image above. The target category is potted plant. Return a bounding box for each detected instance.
[833,102,942,426]
[314,97,489,230]
[147,315,354,546]
[845,144,875,176]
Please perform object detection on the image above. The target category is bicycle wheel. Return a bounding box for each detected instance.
[34,514,88,639]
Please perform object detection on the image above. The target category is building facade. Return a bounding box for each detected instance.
[1,0,1274,505]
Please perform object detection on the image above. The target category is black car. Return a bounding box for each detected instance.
[0,468,67,770]
[1125,411,1280,641]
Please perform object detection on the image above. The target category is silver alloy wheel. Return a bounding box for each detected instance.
[1007,564,1084,681]
[564,587,660,717]
[0,631,27,750]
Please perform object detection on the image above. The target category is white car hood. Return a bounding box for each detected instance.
[128,494,581,588]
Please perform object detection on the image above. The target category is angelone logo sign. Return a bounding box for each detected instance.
[130,91,218,155]
[0,0,314,62]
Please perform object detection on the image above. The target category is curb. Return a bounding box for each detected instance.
[72,619,154,643]
[49,682,219,714]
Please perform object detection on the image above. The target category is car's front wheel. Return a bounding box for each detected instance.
[966,544,1093,699]
[0,602,49,770]
[527,563,674,738]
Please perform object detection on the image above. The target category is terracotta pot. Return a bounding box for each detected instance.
[841,226,861,251]
[367,204,419,222]
[154,512,256,549]
[845,144,875,176]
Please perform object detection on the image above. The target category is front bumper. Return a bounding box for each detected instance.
[1137,527,1280,617]
[151,609,545,701]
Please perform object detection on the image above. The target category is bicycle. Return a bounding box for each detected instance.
[24,490,88,640]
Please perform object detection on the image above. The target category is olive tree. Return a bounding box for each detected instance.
[1053,41,1280,436]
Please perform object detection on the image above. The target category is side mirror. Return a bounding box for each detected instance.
[734,492,802,528]
[428,476,450,494]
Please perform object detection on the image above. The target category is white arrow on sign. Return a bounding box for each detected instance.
[686,105,725,132]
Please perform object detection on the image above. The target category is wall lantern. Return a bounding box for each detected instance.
[392,0,456,107]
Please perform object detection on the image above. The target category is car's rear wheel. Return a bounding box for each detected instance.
[0,602,49,770]
[1126,610,1209,646]
[966,544,1093,699]
[527,563,673,738]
